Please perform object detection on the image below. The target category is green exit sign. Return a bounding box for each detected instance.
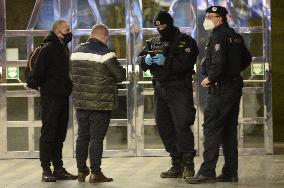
[251,63,264,76]
[6,67,19,79]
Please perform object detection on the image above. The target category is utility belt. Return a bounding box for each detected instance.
[208,75,242,95]
[155,79,189,88]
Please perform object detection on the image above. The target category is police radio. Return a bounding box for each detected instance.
[146,40,169,57]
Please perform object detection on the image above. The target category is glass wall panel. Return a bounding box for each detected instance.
[95,0,125,28]
[106,126,127,150]
[206,0,263,27]
[7,97,28,121]
[34,127,41,151]
[7,127,29,151]
[34,97,41,121]
[242,33,263,57]
[35,0,56,29]
[6,37,27,60]
[144,95,154,119]
[144,125,164,149]
[243,124,264,148]
[243,93,264,118]
[111,96,127,119]
[6,0,36,30]
[77,0,97,29]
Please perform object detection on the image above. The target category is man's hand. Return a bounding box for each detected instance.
[144,54,153,65]
[152,54,166,65]
[201,77,211,88]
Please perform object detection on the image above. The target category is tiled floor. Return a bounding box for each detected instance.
[0,155,284,188]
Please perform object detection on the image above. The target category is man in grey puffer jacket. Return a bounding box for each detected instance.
[70,24,126,183]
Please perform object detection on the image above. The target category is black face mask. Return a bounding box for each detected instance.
[157,26,175,40]
[60,32,72,44]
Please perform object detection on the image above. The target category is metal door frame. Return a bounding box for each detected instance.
[0,0,273,158]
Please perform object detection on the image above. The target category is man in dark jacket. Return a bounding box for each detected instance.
[186,6,251,184]
[70,24,126,183]
[32,20,76,182]
[137,10,199,179]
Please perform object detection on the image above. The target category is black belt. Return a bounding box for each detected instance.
[155,80,186,87]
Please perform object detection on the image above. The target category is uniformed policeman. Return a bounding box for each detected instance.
[137,10,199,179]
[186,6,252,184]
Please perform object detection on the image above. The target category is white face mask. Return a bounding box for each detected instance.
[203,18,215,30]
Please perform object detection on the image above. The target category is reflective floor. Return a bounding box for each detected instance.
[0,155,284,188]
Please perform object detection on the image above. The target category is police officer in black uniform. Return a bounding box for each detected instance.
[137,10,199,179]
[186,6,251,184]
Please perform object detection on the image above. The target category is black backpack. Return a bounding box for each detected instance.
[25,43,44,90]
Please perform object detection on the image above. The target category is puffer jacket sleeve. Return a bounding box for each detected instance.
[103,52,126,83]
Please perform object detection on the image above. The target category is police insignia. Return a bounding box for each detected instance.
[185,48,191,53]
[156,21,160,26]
[212,7,217,11]
[215,44,220,51]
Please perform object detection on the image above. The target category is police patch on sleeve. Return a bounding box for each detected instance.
[215,44,220,51]
[185,48,191,53]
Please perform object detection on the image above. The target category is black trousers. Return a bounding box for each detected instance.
[39,95,69,170]
[198,86,242,178]
[154,84,196,158]
[75,109,111,174]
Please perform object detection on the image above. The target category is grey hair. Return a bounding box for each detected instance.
[52,20,68,32]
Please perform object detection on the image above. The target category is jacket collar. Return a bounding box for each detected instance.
[87,38,108,47]
[213,22,229,34]
[44,31,66,46]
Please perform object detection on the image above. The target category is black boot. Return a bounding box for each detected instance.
[216,173,238,182]
[182,154,195,178]
[42,168,56,182]
[160,157,183,178]
[53,167,78,180]
[185,173,216,184]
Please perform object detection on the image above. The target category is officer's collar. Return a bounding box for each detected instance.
[159,26,179,42]
[213,22,229,33]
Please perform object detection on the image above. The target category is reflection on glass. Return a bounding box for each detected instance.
[243,93,264,118]
[7,127,29,151]
[109,35,126,59]
[6,37,27,60]
[35,0,54,29]
[111,96,127,119]
[34,127,41,151]
[243,124,264,148]
[7,97,28,121]
[96,0,125,28]
[34,97,41,121]
[77,0,96,29]
[242,33,263,57]
[106,126,127,150]
[144,95,154,119]
[207,0,263,27]
[142,1,162,27]
[6,0,36,30]
[144,125,164,149]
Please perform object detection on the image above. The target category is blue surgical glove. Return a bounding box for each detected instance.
[144,54,153,65]
[152,54,166,65]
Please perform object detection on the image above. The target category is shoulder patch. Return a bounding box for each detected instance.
[215,44,220,51]
[185,48,191,53]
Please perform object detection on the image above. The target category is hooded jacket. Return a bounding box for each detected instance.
[32,31,73,97]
